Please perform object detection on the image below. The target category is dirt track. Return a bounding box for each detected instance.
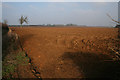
[11,27,120,78]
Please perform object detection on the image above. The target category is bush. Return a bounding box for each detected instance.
[1,23,9,35]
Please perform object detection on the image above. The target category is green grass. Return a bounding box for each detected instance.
[2,64,16,77]
[2,51,29,78]
[16,51,29,65]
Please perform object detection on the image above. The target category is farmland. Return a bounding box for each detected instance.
[11,27,120,78]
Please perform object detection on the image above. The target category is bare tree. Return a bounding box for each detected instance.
[19,16,28,27]
[107,13,120,38]
[107,13,120,24]
[107,13,120,28]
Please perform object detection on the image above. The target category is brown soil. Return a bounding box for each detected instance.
[11,27,120,78]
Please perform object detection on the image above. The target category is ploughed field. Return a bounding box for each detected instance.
[11,27,120,78]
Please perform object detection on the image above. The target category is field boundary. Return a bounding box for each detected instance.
[17,35,42,79]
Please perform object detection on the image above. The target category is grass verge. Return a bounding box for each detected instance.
[2,50,29,79]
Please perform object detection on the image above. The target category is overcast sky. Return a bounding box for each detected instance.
[2,2,118,26]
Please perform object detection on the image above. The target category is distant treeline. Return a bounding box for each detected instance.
[9,24,87,27]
